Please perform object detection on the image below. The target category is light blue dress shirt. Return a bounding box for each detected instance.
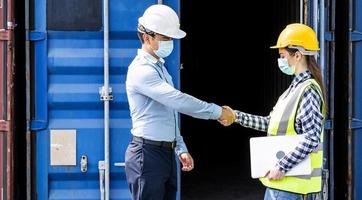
[126,49,222,155]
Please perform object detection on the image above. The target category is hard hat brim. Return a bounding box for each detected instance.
[270,44,286,49]
[270,44,320,51]
[138,17,186,39]
[167,30,186,39]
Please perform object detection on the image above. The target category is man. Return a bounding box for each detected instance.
[125,4,235,200]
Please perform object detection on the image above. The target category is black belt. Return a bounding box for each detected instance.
[132,136,176,149]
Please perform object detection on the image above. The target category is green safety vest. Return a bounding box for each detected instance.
[260,78,325,194]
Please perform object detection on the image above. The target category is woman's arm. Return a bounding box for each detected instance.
[234,110,271,132]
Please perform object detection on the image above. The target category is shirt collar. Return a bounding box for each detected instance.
[291,70,312,87]
[137,49,165,65]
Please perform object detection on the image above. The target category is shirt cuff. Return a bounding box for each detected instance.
[175,143,188,156]
[210,104,222,120]
[276,162,288,174]
[235,110,246,124]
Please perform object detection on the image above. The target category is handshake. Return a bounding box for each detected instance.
[218,106,236,126]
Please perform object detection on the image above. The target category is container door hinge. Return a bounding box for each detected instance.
[30,120,48,131]
[27,31,47,41]
[80,155,88,172]
[349,118,362,130]
[350,31,362,42]
[324,119,333,130]
[325,31,335,42]
[0,30,11,41]
[0,120,9,132]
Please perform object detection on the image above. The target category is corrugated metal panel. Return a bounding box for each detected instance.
[32,0,181,199]
[352,0,362,198]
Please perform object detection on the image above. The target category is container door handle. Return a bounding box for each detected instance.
[114,162,125,167]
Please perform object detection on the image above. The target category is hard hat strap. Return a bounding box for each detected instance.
[137,24,156,38]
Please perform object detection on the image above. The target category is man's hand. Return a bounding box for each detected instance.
[179,152,194,172]
[265,167,285,180]
[218,106,236,126]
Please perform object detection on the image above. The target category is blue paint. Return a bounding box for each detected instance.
[353,0,362,198]
[33,0,181,199]
[33,0,48,199]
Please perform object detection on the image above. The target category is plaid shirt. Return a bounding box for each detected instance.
[235,71,324,173]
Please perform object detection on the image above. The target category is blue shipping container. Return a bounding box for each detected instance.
[31,0,181,199]
[352,0,362,198]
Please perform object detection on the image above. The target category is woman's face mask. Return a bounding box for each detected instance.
[277,58,295,75]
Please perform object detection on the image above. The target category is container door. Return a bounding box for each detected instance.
[322,0,338,198]
[0,0,5,197]
[0,1,8,200]
[350,0,362,199]
[308,0,336,199]
[303,0,334,198]
[31,0,181,199]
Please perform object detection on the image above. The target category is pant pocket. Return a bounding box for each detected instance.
[125,142,144,174]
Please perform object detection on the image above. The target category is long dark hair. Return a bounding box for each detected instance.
[285,48,327,106]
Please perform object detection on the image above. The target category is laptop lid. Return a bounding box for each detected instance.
[249,135,311,179]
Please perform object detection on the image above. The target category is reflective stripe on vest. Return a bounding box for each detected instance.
[261,79,325,194]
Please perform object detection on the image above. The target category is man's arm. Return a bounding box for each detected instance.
[132,64,227,120]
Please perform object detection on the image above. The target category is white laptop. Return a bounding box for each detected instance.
[249,135,311,179]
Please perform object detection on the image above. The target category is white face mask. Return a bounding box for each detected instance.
[277,58,295,75]
[154,40,174,58]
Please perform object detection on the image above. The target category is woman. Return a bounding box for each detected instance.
[222,23,326,200]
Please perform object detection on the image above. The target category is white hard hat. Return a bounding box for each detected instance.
[138,4,186,39]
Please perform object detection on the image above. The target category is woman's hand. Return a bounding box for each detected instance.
[265,167,285,180]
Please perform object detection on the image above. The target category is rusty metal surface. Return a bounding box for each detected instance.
[0,0,5,198]
[0,0,4,120]
[0,120,9,132]
[0,30,10,41]
[0,132,2,199]
[5,0,14,198]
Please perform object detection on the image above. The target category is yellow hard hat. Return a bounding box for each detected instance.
[271,23,320,51]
